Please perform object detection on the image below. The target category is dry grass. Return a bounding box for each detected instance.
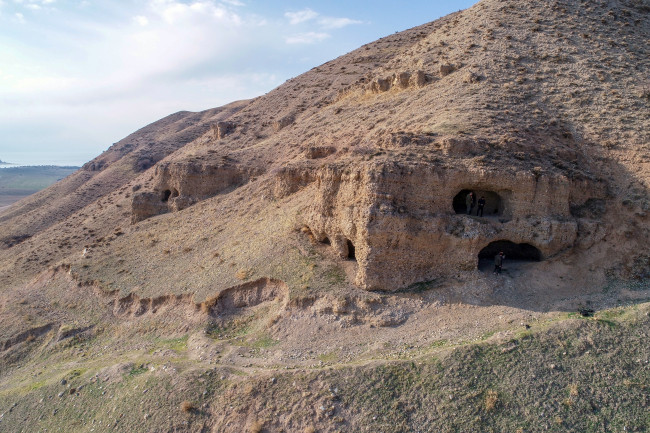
[236,268,250,281]
[484,389,499,412]
[249,420,264,433]
[180,401,195,413]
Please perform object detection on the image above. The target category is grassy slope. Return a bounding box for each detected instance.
[0,302,647,433]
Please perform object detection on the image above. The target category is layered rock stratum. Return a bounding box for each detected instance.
[0,0,648,432]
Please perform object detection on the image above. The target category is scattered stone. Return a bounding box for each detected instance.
[440,63,456,76]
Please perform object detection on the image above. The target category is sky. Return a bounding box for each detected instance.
[0,0,477,166]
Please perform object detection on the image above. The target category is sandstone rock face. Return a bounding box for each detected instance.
[271,165,317,199]
[131,192,169,224]
[302,162,606,291]
[272,115,294,132]
[212,121,236,140]
[131,161,260,223]
[368,70,428,94]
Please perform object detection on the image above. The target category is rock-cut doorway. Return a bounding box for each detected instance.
[453,189,503,217]
[477,240,541,273]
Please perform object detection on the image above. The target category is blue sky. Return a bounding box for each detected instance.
[0,0,477,166]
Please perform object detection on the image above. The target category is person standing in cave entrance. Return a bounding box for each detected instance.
[466,192,474,215]
[477,196,486,217]
[494,251,505,274]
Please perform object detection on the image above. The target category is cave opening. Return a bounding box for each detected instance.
[477,240,542,272]
[453,189,503,217]
[346,239,356,261]
[161,189,179,202]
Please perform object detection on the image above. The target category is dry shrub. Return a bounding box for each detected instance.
[25,334,36,342]
[236,268,250,281]
[180,401,195,413]
[484,389,499,412]
[249,420,264,433]
[243,383,256,396]
[568,382,579,396]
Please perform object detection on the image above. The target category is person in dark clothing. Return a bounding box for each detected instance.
[494,251,505,274]
[477,196,486,217]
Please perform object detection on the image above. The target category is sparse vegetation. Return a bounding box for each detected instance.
[180,400,195,413]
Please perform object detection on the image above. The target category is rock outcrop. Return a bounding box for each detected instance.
[131,161,262,222]
[302,162,607,290]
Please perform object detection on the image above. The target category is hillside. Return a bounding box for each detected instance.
[0,0,648,431]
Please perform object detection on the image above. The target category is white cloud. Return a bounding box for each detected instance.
[285,31,330,44]
[318,17,362,29]
[134,15,148,26]
[0,0,375,165]
[284,8,317,25]
[148,0,241,25]
[14,11,24,22]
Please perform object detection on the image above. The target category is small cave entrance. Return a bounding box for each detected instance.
[453,189,504,217]
[477,240,542,272]
[321,237,331,245]
[161,188,179,203]
[346,239,356,261]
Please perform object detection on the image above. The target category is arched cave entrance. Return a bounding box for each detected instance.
[453,189,503,217]
[477,240,542,272]
[346,239,356,261]
[161,188,179,203]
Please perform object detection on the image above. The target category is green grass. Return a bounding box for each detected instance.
[317,351,338,363]
[212,304,647,433]
[206,317,253,341]
[128,365,149,377]
[158,335,188,353]
[251,334,279,349]
[0,166,78,194]
[324,264,346,286]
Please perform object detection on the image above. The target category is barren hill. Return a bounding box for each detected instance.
[0,0,648,432]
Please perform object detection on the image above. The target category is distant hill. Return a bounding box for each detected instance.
[0,165,79,195]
